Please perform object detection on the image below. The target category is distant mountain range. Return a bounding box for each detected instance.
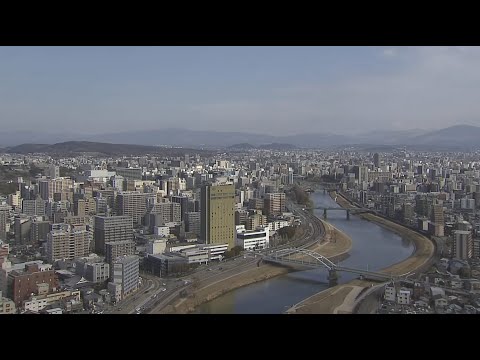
[4,141,210,156]
[1,125,480,151]
[228,143,298,151]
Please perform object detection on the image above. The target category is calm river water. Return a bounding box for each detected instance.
[196,191,413,313]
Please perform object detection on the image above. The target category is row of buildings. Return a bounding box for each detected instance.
[0,149,298,313]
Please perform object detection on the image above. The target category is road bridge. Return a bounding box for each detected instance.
[258,248,399,285]
[313,206,377,220]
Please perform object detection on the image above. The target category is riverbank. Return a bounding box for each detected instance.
[333,191,434,277]
[158,263,291,314]
[286,278,377,314]
[303,219,352,261]
[161,203,354,314]
[286,190,435,314]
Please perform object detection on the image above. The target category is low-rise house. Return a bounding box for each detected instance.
[0,290,16,314]
[397,288,412,305]
[464,305,477,314]
[434,296,448,308]
[384,283,396,302]
[449,278,464,290]
[41,307,63,314]
[414,300,429,308]
[412,282,425,299]
[465,280,480,291]
[22,290,80,313]
[447,304,463,313]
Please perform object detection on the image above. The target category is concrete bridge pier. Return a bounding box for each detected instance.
[328,269,338,287]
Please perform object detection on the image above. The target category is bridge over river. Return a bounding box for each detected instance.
[256,248,405,286]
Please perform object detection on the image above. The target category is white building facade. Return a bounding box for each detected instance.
[384,283,396,302]
[236,227,269,250]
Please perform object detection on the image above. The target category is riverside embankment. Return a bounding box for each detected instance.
[333,191,435,277]
[157,203,353,314]
[196,190,415,314]
[286,190,435,314]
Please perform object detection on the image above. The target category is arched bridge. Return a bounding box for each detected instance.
[267,248,336,270]
[259,248,398,283]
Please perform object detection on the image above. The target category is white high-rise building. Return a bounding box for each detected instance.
[110,255,139,300]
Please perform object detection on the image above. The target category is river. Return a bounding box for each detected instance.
[196,191,414,314]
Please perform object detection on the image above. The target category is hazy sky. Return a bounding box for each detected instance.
[1,46,480,136]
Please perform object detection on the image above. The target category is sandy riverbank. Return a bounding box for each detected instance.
[158,263,290,314]
[334,191,434,277]
[286,278,377,314]
[313,219,352,260]
[285,191,435,314]
[161,206,354,314]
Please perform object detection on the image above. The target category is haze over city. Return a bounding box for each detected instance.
[2,46,480,137]
[2,46,480,316]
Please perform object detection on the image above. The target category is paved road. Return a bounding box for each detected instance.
[149,258,260,314]
[104,274,167,314]
[100,197,326,315]
[146,201,326,314]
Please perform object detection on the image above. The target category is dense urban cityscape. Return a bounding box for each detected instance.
[0,143,479,315]
[2,46,480,315]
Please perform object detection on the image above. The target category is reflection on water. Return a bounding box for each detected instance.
[196,191,414,314]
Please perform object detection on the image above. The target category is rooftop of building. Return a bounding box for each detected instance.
[113,255,139,264]
[105,240,135,246]
[148,252,185,261]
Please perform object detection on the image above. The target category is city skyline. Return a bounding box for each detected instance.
[3,46,480,135]
[2,45,480,316]
[2,139,480,314]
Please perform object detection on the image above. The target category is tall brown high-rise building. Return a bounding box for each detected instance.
[0,204,10,241]
[46,224,91,262]
[373,153,381,168]
[264,193,286,216]
[116,191,152,225]
[431,204,444,224]
[105,240,135,264]
[94,215,133,255]
[38,178,73,201]
[74,199,86,217]
[201,183,235,249]
[453,230,473,260]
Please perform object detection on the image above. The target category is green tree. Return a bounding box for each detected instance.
[0,182,17,195]
[59,166,76,178]
[277,226,296,240]
[224,245,244,259]
[29,164,42,177]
